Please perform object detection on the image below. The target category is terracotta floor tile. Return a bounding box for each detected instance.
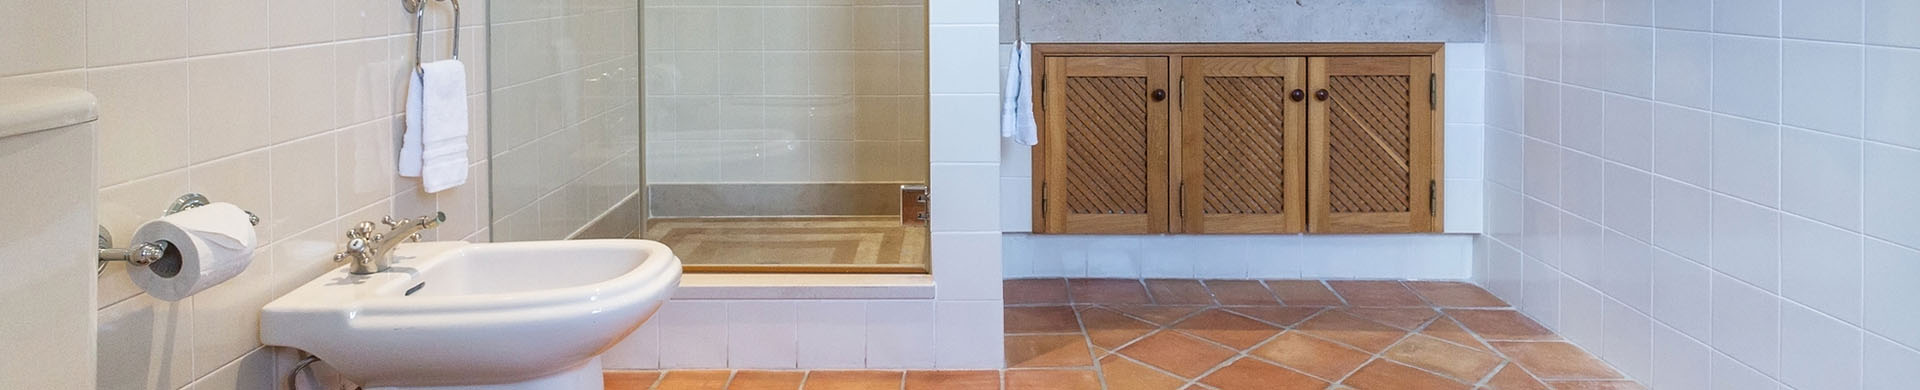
[604,371,661,390]
[1341,360,1472,390]
[1406,281,1510,308]
[657,370,732,390]
[1484,365,1549,390]
[1337,307,1440,330]
[1248,331,1373,380]
[1382,335,1503,383]
[1098,355,1188,390]
[1116,331,1239,378]
[1490,342,1624,381]
[1145,279,1214,305]
[800,371,903,390]
[1447,309,1560,341]
[1005,334,1095,368]
[1199,358,1329,390]
[1294,310,1410,352]
[1327,281,1430,307]
[1170,309,1281,350]
[1004,369,1101,390]
[1006,306,1083,334]
[1266,280,1347,306]
[1224,306,1323,327]
[637,279,1619,390]
[1078,307,1159,349]
[727,371,805,390]
[1203,280,1280,305]
[1107,305,1207,325]
[1006,279,1071,305]
[1544,381,1646,390]
[1069,279,1153,304]
[905,370,1001,390]
[1419,317,1491,351]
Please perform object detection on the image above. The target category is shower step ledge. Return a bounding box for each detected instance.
[673,273,936,300]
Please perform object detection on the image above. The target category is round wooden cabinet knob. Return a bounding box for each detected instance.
[1314,89,1330,101]
[1152,89,1167,102]
[1290,89,1305,102]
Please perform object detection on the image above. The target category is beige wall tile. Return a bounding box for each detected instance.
[336,121,397,212]
[267,133,338,243]
[188,0,269,56]
[96,295,195,390]
[87,0,189,66]
[267,0,335,47]
[268,45,340,143]
[91,62,192,186]
[186,53,272,163]
[0,1,84,76]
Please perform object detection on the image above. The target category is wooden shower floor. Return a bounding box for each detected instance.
[639,217,927,268]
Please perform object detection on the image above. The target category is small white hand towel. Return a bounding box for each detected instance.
[398,69,425,177]
[1001,42,1039,146]
[418,59,470,193]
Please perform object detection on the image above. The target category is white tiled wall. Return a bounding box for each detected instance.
[0,1,491,388]
[995,42,1486,280]
[598,0,1006,370]
[642,0,930,184]
[1002,233,1476,280]
[1478,0,1920,388]
[488,1,643,241]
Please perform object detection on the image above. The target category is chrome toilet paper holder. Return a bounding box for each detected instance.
[98,193,259,275]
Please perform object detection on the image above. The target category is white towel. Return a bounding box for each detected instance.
[418,59,470,193]
[1001,42,1039,146]
[399,69,424,177]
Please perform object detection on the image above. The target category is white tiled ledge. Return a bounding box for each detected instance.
[673,273,936,300]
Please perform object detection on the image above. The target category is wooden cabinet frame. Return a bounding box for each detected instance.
[1030,43,1446,234]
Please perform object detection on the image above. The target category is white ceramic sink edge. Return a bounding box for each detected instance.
[261,239,682,389]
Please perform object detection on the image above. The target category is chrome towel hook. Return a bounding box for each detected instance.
[403,0,461,70]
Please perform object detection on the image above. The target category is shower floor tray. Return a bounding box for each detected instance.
[638,217,928,269]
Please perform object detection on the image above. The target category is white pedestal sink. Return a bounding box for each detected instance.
[262,239,681,390]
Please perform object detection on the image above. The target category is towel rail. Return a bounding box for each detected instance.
[402,0,461,70]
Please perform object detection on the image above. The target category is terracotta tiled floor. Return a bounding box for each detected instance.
[604,279,1643,390]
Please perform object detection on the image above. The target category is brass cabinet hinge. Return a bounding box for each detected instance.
[1428,180,1437,217]
[1040,182,1049,218]
[1429,74,1437,109]
[1038,78,1046,110]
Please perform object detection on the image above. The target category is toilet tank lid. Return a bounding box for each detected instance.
[0,86,97,139]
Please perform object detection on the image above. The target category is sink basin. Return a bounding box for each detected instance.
[262,239,681,390]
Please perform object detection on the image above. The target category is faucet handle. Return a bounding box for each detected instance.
[333,237,370,263]
[381,215,402,228]
[350,221,377,237]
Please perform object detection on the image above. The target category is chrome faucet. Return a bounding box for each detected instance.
[334,212,446,274]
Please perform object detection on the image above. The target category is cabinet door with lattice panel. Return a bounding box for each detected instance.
[1306,56,1440,233]
[1176,57,1308,233]
[1035,56,1171,234]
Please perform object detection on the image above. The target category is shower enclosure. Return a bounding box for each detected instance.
[487,0,931,273]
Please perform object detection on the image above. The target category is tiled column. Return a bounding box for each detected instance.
[927,0,1006,369]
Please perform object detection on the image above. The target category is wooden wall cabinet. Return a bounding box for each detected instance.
[1031,44,1444,234]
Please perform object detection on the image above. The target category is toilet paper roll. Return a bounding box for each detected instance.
[127,202,259,301]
